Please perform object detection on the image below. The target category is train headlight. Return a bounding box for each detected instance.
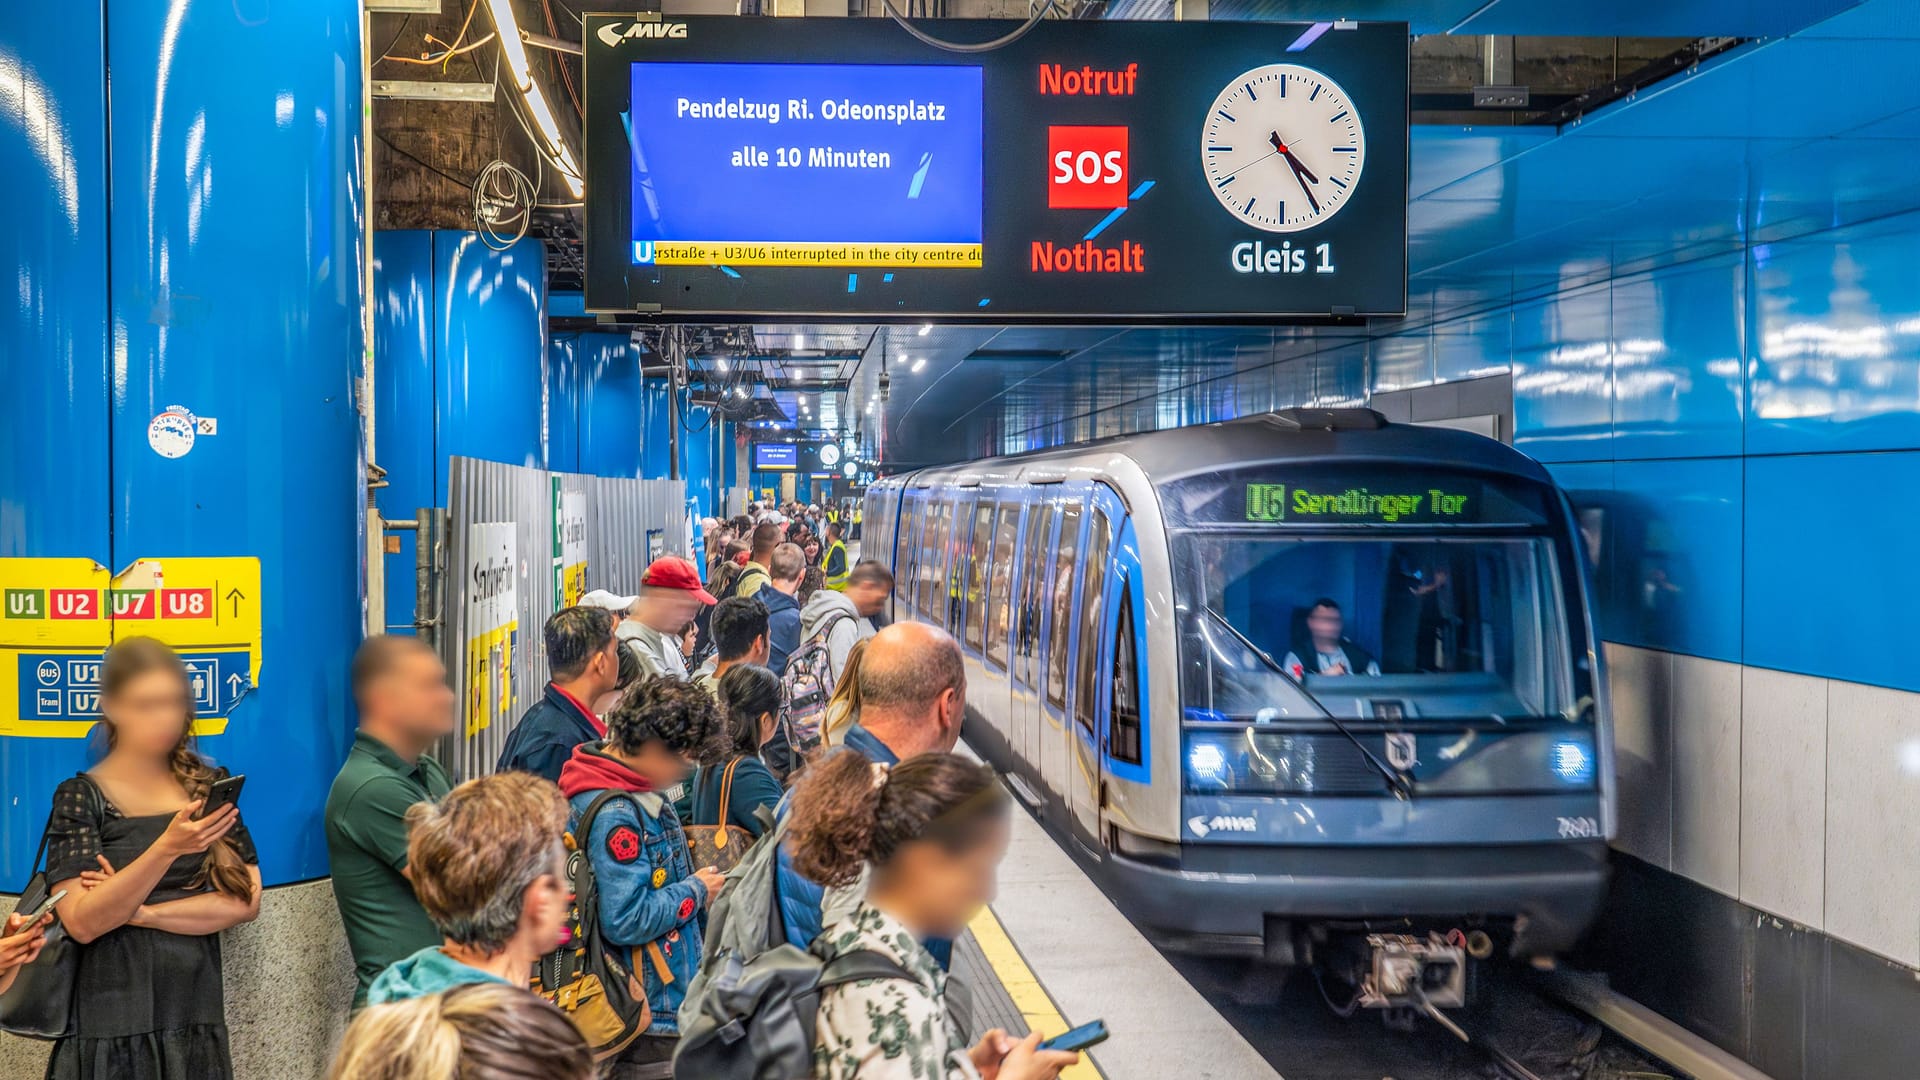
[1551,739,1595,784]
[1187,740,1229,785]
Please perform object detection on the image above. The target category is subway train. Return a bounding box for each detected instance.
[862,409,1614,1009]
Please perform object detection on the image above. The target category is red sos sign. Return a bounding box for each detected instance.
[1048,126,1128,209]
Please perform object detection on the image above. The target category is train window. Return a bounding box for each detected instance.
[1015,503,1054,685]
[984,502,1020,670]
[1072,510,1110,735]
[1108,589,1143,765]
[897,501,919,605]
[925,495,956,614]
[945,498,971,634]
[1046,503,1082,710]
[963,501,994,650]
[1176,535,1574,724]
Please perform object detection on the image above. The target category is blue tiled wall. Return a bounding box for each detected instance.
[1426,212,1920,691]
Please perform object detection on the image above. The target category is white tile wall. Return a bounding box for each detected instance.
[1670,654,1741,896]
[1606,646,1920,969]
[1606,643,1673,869]
[1739,667,1828,929]
[1824,681,1920,967]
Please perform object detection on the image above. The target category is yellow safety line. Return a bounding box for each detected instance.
[967,905,1105,1080]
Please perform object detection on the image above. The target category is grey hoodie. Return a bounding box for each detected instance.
[798,589,868,681]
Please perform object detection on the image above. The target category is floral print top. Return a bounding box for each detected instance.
[813,903,979,1080]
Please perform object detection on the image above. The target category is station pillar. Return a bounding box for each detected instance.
[2,1,366,1074]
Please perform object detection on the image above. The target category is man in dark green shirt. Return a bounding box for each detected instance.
[325,636,457,1007]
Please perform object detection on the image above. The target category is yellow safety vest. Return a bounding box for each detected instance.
[824,539,851,590]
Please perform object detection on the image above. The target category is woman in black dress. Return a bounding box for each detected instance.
[44,636,262,1080]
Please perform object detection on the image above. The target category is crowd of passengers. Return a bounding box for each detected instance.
[0,505,1077,1080]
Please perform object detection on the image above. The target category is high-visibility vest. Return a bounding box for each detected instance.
[824,539,851,590]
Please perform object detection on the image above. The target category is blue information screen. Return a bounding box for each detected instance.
[754,443,798,470]
[627,62,983,267]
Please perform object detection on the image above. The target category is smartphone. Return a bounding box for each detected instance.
[1037,1019,1108,1054]
[195,774,246,820]
[14,889,67,924]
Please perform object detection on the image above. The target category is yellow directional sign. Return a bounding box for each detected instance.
[1,556,264,738]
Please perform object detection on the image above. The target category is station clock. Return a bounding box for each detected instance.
[1201,64,1366,233]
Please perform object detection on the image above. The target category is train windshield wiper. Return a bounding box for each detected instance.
[1202,606,1412,801]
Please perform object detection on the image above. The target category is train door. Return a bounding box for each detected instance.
[1011,494,1055,781]
[947,491,978,636]
[895,493,923,621]
[1067,489,1120,849]
[1038,493,1085,803]
[980,497,1021,750]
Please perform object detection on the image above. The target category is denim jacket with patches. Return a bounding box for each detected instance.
[568,789,706,1033]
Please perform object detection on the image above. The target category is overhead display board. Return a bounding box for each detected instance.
[753,441,846,474]
[583,15,1408,322]
[753,442,799,470]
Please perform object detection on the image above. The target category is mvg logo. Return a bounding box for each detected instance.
[1187,814,1256,838]
[597,20,689,47]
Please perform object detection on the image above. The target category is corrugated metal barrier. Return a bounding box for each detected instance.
[439,456,685,781]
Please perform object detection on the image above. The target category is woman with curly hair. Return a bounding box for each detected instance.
[555,675,727,1074]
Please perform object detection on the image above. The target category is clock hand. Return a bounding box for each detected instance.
[1215,146,1282,184]
[1286,156,1322,215]
[1268,131,1320,184]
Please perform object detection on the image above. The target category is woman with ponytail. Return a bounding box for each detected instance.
[42,636,262,1080]
[790,752,1080,1080]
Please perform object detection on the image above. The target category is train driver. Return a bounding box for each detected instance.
[1283,598,1381,678]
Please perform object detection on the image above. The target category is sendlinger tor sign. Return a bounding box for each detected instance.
[1245,483,1471,523]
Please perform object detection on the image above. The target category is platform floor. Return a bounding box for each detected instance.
[955,771,1280,1080]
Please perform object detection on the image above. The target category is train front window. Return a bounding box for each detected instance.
[1176,535,1574,724]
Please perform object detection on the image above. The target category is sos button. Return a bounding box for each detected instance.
[1048,126,1129,209]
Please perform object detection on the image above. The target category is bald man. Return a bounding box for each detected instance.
[837,621,967,763]
[772,622,968,964]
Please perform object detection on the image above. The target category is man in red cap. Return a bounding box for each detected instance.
[619,556,717,681]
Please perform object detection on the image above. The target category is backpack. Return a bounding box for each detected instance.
[733,564,771,600]
[673,816,913,1079]
[778,614,851,767]
[537,790,666,1061]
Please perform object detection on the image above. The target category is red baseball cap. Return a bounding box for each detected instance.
[642,556,717,605]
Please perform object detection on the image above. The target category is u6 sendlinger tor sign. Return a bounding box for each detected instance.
[582,15,1408,322]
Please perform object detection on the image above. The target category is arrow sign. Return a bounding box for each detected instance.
[226,673,245,697]
[224,588,246,617]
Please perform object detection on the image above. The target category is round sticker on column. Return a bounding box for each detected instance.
[147,406,198,459]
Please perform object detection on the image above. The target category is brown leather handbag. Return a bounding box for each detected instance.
[682,758,758,873]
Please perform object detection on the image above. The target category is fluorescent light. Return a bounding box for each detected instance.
[485,0,582,199]
[487,0,534,85]
[918,324,932,336]
[910,357,926,373]
[734,386,746,399]
[716,357,729,372]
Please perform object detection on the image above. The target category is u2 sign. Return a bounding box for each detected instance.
[0,556,264,738]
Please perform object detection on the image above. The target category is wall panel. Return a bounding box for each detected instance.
[1743,450,1919,690]
[0,2,112,878]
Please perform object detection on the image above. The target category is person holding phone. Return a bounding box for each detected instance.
[0,906,53,997]
[789,752,1080,1080]
[42,636,262,1080]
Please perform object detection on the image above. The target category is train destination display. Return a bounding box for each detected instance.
[584,16,1408,321]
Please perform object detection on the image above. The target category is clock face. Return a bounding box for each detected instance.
[818,443,841,467]
[1201,64,1366,233]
